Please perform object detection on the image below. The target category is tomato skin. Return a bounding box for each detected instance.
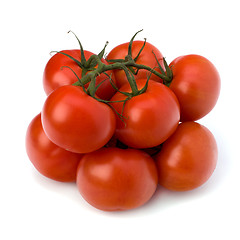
[41,85,116,154]
[106,41,164,88]
[26,113,82,182]
[155,122,218,191]
[76,147,158,211]
[43,50,116,100]
[110,80,180,148]
[169,54,221,121]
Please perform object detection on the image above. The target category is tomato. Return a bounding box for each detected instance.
[41,85,116,154]
[76,147,158,211]
[106,41,165,88]
[110,79,180,148]
[43,50,116,100]
[26,113,82,182]
[155,122,218,191]
[169,54,221,121]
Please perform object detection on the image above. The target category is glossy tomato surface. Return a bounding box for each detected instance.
[106,41,165,87]
[26,113,82,182]
[43,50,116,100]
[155,122,218,191]
[41,85,116,154]
[76,147,158,211]
[169,54,221,121]
[110,80,180,148]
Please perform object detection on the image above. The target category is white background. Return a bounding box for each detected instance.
[1,0,239,239]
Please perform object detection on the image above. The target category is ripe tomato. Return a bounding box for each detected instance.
[26,113,82,182]
[76,147,158,211]
[41,85,116,154]
[106,41,165,87]
[43,50,116,100]
[110,80,180,148]
[169,54,221,121]
[155,122,218,191]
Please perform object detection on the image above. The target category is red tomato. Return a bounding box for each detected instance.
[169,54,221,121]
[110,80,180,148]
[43,50,116,100]
[41,85,116,154]
[76,147,158,211]
[155,122,218,191]
[106,41,165,88]
[26,113,82,182]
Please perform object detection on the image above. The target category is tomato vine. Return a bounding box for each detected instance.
[53,30,173,99]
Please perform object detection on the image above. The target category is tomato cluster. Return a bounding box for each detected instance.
[26,31,220,211]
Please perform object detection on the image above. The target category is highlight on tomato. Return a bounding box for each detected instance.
[110,79,180,149]
[155,121,218,191]
[76,147,158,211]
[168,54,221,121]
[26,113,82,182]
[41,85,116,154]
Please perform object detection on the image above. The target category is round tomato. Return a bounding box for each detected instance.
[76,147,158,211]
[110,80,180,148]
[26,113,82,182]
[155,122,218,191]
[43,49,116,100]
[41,85,116,154]
[169,54,221,121]
[106,41,165,88]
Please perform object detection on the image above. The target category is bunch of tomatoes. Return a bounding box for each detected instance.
[26,30,220,211]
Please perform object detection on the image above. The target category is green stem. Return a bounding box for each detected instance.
[120,65,139,95]
[127,62,170,82]
[105,58,171,83]
[72,55,172,94]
